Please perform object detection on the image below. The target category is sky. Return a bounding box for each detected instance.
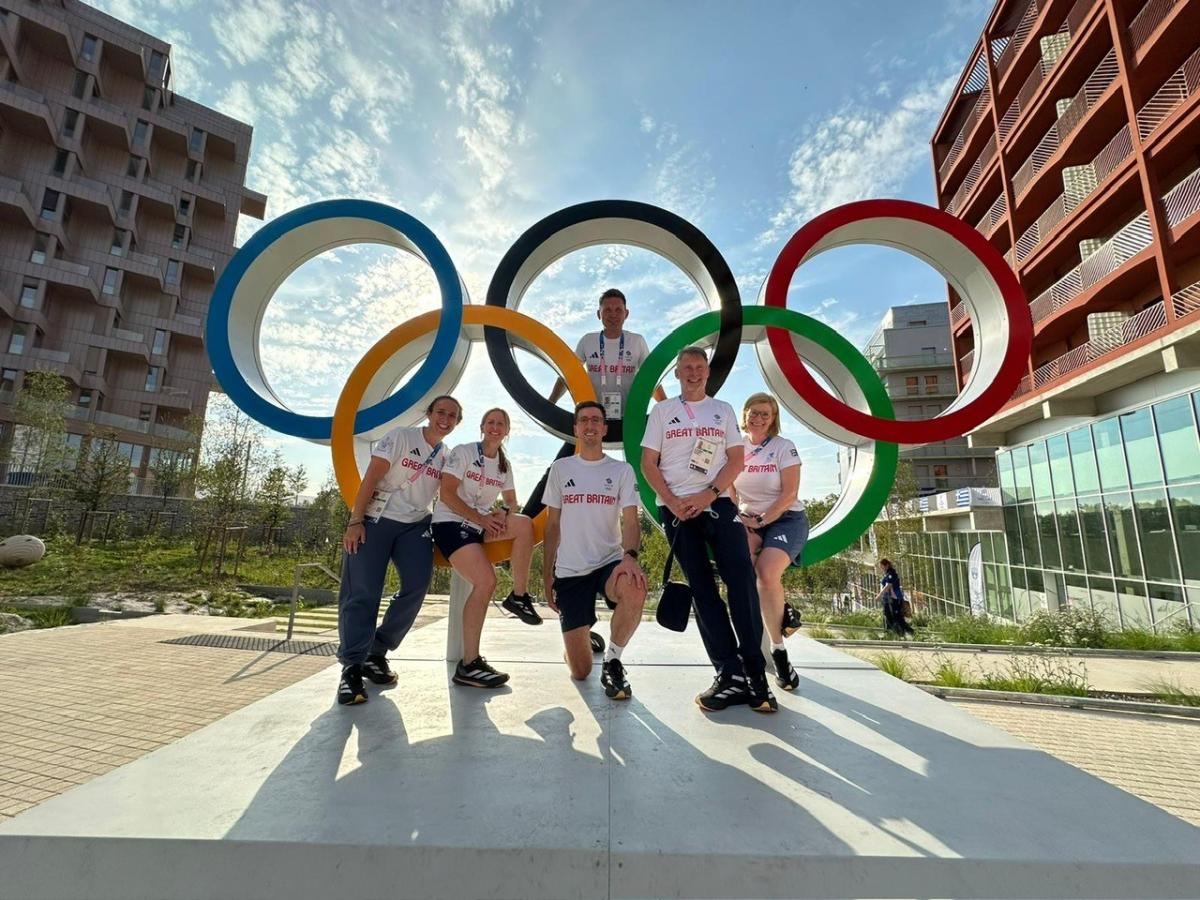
[94,0,992,501]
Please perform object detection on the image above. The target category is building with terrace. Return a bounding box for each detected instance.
[0,0,265,491]
[932,0,1200,630]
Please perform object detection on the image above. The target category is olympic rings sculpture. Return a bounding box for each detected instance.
[207,197,1032,567]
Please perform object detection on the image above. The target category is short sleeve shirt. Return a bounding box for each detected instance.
[574,330,651,415]
[640,396,741,505]
[544,454,638,577]
[431,442,515,526]
[881,569,904,601]
[369,426,446,523]
[732,436,804,516]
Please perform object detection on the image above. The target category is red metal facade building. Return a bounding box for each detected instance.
[932,0,1200,443]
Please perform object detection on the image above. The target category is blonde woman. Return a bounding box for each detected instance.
[731,392,809,692]
[432,407,539,688]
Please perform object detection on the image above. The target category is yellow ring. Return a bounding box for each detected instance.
[331,306,596,566]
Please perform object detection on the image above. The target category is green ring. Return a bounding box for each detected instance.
[623,306,898,566]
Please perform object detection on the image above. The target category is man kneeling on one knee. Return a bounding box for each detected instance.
[542,401,647,699]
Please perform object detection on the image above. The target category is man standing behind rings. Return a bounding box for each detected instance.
[549,288,667,419]
[640,347,777,713]
[543,401,648,699]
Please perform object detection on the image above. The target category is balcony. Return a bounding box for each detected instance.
[1011,48,1119,200]
[902,441,995,459]
[171,313,203,339]
[84,93,131,147]
[1161,165,1200,231]
[1171,278,1200,319]
[994,0,1041,83]
[1028,299,1168,393]
[869,352,953,372]
[938,91,991,190]
[975,191,1008,237]
[93,409,152,437]
[945,135,998,216]
[1013,123,1135,264]
[24,346,82,384]
[1129,0,1180,51]
[0,173,36,227]
[1028,210,1153,327]
[1137,46,1200,141]
[959,349,975,375]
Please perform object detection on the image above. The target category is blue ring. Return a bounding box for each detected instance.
[206,199,464,440]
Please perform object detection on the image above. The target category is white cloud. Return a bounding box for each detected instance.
[758,72,957,247]
[647,123,715,223]
[215,81,256,125]
[211,0,288,66]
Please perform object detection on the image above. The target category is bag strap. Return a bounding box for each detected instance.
[662,517,684,585]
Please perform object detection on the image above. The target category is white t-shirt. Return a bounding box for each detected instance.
[544,454,638,578]
[640,395,741,506]
[431,442,515,526]
[733,435,805,516]
[369,426,446,523]
[575,330,651,415]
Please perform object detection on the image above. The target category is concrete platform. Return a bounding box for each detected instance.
[1,619,1198,899]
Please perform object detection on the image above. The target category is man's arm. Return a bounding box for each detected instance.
[542,506,561,610]
[652,384,667,402]
[641,447,689,520]
[678,445,745,517]
[548,377,568,404]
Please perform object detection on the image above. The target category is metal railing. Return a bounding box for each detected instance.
[945,135,998,215]
[975,191,1007,236]
[1162,165,1200,230]
[995,0,1040,80]
[287,563,341,640]
[1029,299,1167,391]
[1136,46,1200,140]
[1129,0,1179,51]
[950,302,970,329]
[1169,278,1200,319]
[939,90,990,185]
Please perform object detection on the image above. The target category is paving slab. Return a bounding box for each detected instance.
[1,620,1198,900]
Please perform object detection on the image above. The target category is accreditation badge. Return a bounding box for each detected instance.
[602,391,622,420]
[364,489,393,521]
[688,437,718,473]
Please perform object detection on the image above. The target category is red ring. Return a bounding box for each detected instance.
[764,199,1031,444]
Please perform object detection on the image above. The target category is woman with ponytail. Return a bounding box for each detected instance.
[432,407,540,688]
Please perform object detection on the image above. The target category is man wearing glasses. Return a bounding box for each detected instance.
[543,401,647,699]
[640,347,776,713]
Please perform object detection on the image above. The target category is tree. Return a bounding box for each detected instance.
[192,397,269,566]
[872,458,921,565]
[148,447,195,505]
[256,452,292,550]
[5,371,72,489]
[72,430,131,543]
[287,464,309,505]
[298,470,349,566]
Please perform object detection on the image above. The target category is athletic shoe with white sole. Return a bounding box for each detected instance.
[453,656,510,689]
[695,672,749,711]
[363,654,397,685]
[746,670,779,713]
[601,658,631,700]
[337,665,367,706]
[771,648,800,691]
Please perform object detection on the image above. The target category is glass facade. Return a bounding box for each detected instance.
[995,389,1200,631]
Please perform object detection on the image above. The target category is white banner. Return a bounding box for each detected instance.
[968,541,985,616]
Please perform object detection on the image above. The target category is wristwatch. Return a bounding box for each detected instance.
[708,484,720,496]
[624,548,639,560]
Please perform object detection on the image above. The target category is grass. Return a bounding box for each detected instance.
[806,625,836,639]
[929,655,972,689]
[1140,676,1200,707]
[0,604,72,631]
[874,652,913,680]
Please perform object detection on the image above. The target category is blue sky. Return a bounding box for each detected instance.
[95,0,991,500]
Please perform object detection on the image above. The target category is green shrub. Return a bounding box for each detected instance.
[1019,607,1110,648]
[807,626,836,639]
[930,654,973,688]
[1140,676,1200,707]
[934,614,1018,645]
[977,656,1089,696]
[875,652,912,680]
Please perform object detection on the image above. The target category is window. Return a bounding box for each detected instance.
[149,50,167,84]
[165,259,180,284]
[1036,501,1061,569]
[921,346,937,354]
[71,70,88,99]
[1133,488,1179,581]
[118,190,133,215]
[178,195,191,216]
[102,267,119,295]
[133,119,149,146]
[1,369,17,392]
[52,149,70,176]
[151,329,166,356]
[1093,417,1129,492]
[126,155,141,178]
[138,404,152,423]
[934,464,949,491]
[1012,445,1033,502]
[185,159,200,182]
[84,346,101,375]
[1078,495,1111,576]
[188,127,204,153]
[910,320,927,327]
[40,188,59,219]
[171,224,187,249]
[1028,441,1052,501]
[62,108,79,138]
[19,283,38,309]
[144,366,159,391]
[80,33,97,61]
[1155,395,1200,484]
[904,376,918,395]
[1056,498,1085,572]
[1068,426,1100,494]
[30,233,48,265]
[7,324,27,355]
[110,229,126,256]
[1168,484,1200,583]
[77,389,92,408]
[1047,433,1073,499]
[141,86,156,111]
[1120,407,1163,488]
[924,374,939,394]
[1103,492,1142,578]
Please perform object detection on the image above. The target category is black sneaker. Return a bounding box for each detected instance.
[781,604,802,637]
[695,671,749,711]
[771,648,800,692]
[501,592,543,625]
[453,656,510,689]
[337,665,367,706]
[363,654,397,685]
[747,670,779,713]
[601,658,631,700]
[590,631,606,654]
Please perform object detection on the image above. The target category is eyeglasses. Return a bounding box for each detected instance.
[577,416,605,425]
[746,410,772,420]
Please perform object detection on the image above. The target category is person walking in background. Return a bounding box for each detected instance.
[432,407,540,689]
[731,392,809,692]
[336,395,463,707]
[874,558,914,637]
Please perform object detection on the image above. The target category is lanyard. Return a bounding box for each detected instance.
[598,332,624,389]
[681,400,697,421]
[404,440,443,487]
[469,441,494,511]
[746,436,772,461]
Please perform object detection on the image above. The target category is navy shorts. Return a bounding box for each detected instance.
[553,559,621,632]
[432,521,485,559]
[751,509,809,565]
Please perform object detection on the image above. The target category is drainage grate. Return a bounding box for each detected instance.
[161,633,338,656]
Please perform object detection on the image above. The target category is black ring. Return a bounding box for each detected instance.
[484,200,744,443]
